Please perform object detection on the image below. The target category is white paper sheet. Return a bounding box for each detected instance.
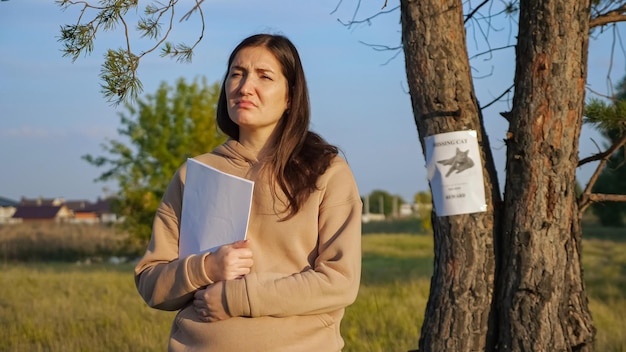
[425,130,487,216]
[178,158,254,258]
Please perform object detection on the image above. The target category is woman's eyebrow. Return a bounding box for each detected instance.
[256,67,275,75]
[230,64,275,73]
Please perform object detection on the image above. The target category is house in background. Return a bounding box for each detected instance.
[19,197,65,207]
[9,197,117,224]
[13,197,71,223]
[71,198,118,224]
[66,199,98,224]
[0,196,19,224]
[11,204,72,223]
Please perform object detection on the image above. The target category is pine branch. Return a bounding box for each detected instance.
[585,193,626,203]
[578,133,626,166]
[590,4,626,28]
[578,133,626,214]
[57,0,205,105]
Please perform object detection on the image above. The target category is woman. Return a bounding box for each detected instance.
[134,34,362,351]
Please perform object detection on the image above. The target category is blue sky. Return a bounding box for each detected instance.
[0,0,619,203]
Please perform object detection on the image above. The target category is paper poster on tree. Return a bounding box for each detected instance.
[425,130,487,216]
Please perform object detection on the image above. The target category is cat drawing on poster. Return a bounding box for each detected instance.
[425,130,487,216]
[437,147,475,177]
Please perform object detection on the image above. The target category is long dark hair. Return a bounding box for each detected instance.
[216,34,338,219]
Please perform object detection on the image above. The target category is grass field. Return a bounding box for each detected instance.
[0,230,625,351]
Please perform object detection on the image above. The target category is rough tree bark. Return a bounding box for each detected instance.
[400,0,501,350]
[498,0,596,351]
[401,0,596,351]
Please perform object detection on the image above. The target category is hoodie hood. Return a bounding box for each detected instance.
[212,139,260,168]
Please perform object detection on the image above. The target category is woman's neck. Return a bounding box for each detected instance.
[238,131,273,160]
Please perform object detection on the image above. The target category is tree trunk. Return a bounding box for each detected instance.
[401,0,596,350]
[498,0,595,350]
[400,0,501,350]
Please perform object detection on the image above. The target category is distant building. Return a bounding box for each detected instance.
[11,204,72,223]
[19,197,65,207]
[0,196,18,224]
[413,203,433,213]
[8,196,117,224]
[72,198,118,224]
[0,197,18,207]
[399,203,414,217]
[65,200,92,212]
[361,195,386,223]
[362,212,386,223]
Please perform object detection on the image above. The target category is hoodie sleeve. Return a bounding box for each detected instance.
[224,158,362,317]
[134,166,215,311]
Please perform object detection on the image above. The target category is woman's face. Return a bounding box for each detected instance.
[225,46,290,138]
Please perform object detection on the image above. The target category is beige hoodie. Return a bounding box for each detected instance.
[135,139,362,352]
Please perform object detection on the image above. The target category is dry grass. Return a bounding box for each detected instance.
[0,262,175,351]
[0,223,138,262]
[0,225,624,351]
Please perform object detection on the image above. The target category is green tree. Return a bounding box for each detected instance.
[584,77,626,226]
[84,77,226,244]
[364,190,404,217]
[413,190,433,231]
[413,190,432,205]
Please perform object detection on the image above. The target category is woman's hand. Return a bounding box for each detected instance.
[193,282,230,322]
[204,240,253,282]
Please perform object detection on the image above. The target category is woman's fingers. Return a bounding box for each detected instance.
[231,239,249,249]
[192,283,229,323]
[205,242,253,281]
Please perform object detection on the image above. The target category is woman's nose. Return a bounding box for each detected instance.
[239,76,254,95]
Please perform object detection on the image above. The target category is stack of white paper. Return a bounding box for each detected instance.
[178,158,254,258]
